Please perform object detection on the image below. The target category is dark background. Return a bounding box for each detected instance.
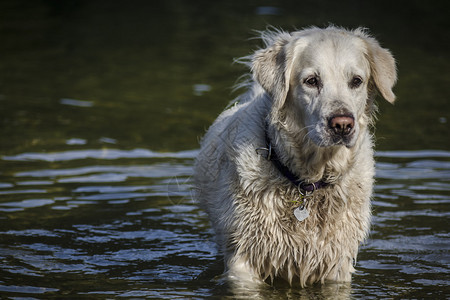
[0,0,449,154]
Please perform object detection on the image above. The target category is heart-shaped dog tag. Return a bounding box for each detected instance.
[294,207,309,222]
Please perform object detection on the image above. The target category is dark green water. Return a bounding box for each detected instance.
[0,1,449,298]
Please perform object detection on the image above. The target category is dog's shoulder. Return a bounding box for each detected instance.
[202,92,269,148]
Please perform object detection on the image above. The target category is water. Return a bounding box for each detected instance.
[1,148,449,298]
[1,1,449,299]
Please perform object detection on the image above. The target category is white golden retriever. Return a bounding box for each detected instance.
[194,26,397,287]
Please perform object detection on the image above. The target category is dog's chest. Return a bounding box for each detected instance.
[243,187,345,234]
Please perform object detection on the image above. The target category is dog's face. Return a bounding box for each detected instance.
[252,27,397,148]
[289,36,371,147]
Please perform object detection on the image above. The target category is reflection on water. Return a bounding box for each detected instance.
[0,149,448,298]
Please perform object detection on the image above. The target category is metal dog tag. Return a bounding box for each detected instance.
[294,207,309,222]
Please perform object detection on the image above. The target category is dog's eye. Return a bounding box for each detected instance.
[350,76,363,88]
[305,76,320,87]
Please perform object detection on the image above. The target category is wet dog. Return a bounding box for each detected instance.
[194,26,397,286]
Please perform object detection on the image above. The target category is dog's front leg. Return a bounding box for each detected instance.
[324,257,355,283]
[226,255,265,286]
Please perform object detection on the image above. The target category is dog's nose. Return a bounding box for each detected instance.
[328,115,355,136]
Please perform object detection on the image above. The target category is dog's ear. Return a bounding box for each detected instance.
[251,32,294,109]
[363,36,397,103]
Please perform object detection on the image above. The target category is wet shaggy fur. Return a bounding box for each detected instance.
[194,26,397,287]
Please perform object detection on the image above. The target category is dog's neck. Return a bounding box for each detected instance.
[262,122,329,193]
[265,119,356,185]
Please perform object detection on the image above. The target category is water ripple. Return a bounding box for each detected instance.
[2,148,199,162]
[15,164,193,179]
[376,150,450,158]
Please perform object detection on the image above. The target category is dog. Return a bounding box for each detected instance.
[194,26,397,287]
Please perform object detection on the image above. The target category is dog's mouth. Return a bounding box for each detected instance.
[312,133,356,148]
[330,132,356,148]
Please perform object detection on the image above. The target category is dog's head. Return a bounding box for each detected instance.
[252,27,397,148]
